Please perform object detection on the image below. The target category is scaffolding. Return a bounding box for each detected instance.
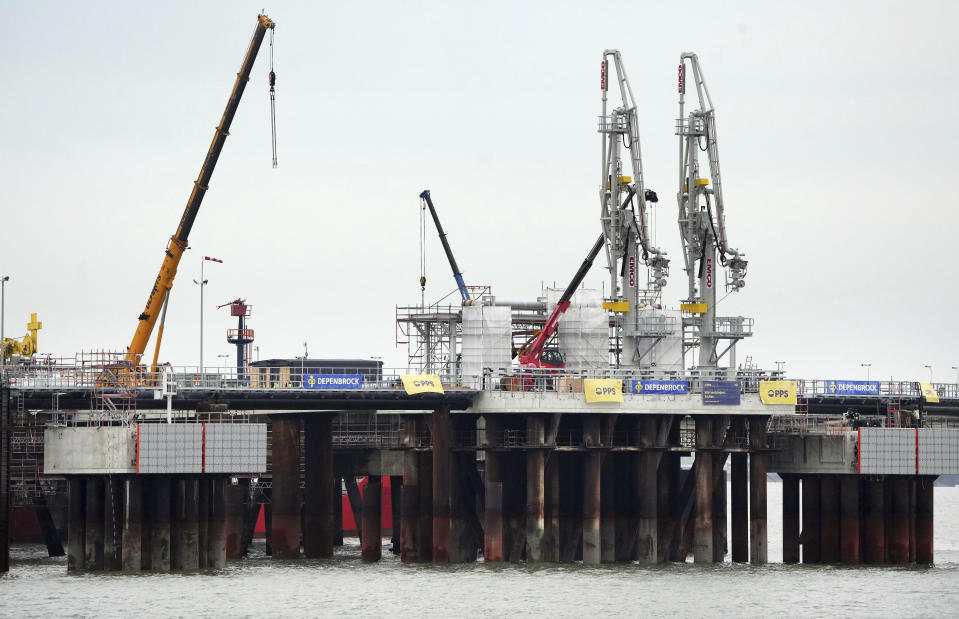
[80,350,138,426]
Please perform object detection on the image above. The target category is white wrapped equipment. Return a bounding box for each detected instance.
[547,288,609,369]
[460,305,512,387]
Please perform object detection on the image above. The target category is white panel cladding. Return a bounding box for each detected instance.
[205,424,267,473]
[858,428,915,475]
[44,427,137,474]
[918,428,959,475]
[138,424,203,473]
[548,288,608,369]
[461,305,512,388]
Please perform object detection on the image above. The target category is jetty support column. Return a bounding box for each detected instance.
[431,407,452,563]
[304,416,334,559]
[401,417,420,562]
[864,477,885,564]
[67,477,86,571]
[820,475,840,564]
[916,476,934,564]
[840,475,860,564]
[781,474,800,564]
[693,417,713,563]
[582,416,602,564]
[122,477,142,571]
[271,416,302,559]
[749,416,768,564]
[484,415,504,562]
[361,475,382,562]
[637,416,659,564]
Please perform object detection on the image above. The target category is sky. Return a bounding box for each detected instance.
[1,0,958,382]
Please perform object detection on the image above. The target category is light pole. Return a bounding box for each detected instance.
[924,364,933,382]
[774,360,785,376]
[1,275,8,383]
[193,256,222,374]
[861,363,872,381]
[952,366,958,385]
[217,353,230,366]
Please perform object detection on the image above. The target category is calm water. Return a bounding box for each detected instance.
[4,484,959,618]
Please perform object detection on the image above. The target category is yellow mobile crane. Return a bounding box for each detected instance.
[125,14,275,370]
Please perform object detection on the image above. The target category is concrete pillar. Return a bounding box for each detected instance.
[181,477,199,570]
[417,451,433,562]
[864,478,885,564]
[122,477,142,571]
[431,407,452,562]
[600,451,615,563]
[546,449,560,562]
[390,475,402,555]
[582,416,602,565]
[361,475,382,562]
[840,475,860,564]
[483,416,503,562]
[819,475,840,564]
[889,476,910,564]
[271,416,302,559]
[637,416,658,564]
[693,417,713,564]
[801,475,821,564]
[749,416,768,564]
[208,477,227,569]
[224,479,245,560]
[304,416,334,559]
[151,476,171,571]
[197,477,210,568]
[731,451,750,563]
[916,476,934,564]
[527,415,546,562]
[401,420,420,562]
[67,477,86,571]
[781,474,799,564]
[85,476,104,570]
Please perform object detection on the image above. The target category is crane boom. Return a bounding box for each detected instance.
[518,234,605,367]
[419,189,471,304]
[125,14,275,366]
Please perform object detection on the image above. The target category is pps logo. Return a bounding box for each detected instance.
[414,379,437,388]
[595,386,618,396]
[766,388,790,399]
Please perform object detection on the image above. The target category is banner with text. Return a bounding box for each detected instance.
[630,380,688,395]
[702,381,741,406]
[919,382,940,403]
[584,378,624,403]
[401,374,445,395]
[303,374,363,389]
[759,380,797,405]
[826,380,880,396]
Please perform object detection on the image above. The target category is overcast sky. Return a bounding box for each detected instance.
[2,1,957,382]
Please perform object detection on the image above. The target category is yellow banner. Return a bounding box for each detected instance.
[401,374,445,395]
[584,379,623,403]
[759,380,797,405]
[919,381,940,403]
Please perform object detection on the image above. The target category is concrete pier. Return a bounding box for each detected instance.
[198,477,209,568]
[749,417,768,564]
[122,477,142,571]
[526,415,546,562]
[181,478,200,570]
[483,415,504,562]
[889,476,910,564]
[820,475,840,564]
[224,480,245,560]
[304,416,334,559]
[271,416,302,559]
[84,476,104,570]
[151,476,171,571]
[401,418,420,562]
[431,407,452,563]
[582,416,602,565]
[916,476,934,564]
[361,475,382,562]
[801,475,820,564]
[693,417,713,563]
[840,475,860,564]
[208,478,226,568]
[637,417,658,564]
[781,474,800,564]
[67,477,85,571]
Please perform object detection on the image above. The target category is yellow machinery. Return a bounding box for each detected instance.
[125,14,275,369]
[1,313,42,360]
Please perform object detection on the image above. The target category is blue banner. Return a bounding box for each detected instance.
[702,381,741,406]
[303,374,363,389]
[826,380,880,396]
[630,380,688,395]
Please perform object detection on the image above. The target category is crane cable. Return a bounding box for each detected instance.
[419,198,427,306]
[269,26,278,168]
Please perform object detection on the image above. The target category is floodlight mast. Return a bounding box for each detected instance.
[599,50,669,367]
[677,52,748,371]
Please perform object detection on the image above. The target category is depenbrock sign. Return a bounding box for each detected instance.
[303,374,363,389]
[630,380,688,395]
[826,380,880,396]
